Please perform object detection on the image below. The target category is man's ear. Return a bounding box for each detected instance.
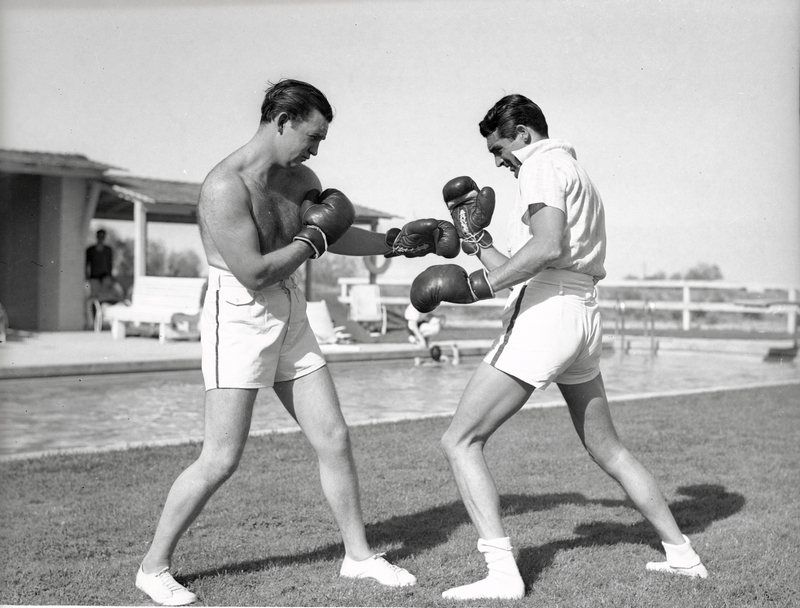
[276,112,290,135]
[515,125,531,144]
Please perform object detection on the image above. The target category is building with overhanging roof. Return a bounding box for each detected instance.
[0,149,395,332]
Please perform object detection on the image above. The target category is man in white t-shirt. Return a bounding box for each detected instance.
[410,94,707,600]
[404,303,442,347]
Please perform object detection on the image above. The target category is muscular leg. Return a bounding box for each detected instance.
[440,362,533,539]
[439,362,531,599]
[142,388,257,573]
[274,367,372,561]
[558,374,684,544]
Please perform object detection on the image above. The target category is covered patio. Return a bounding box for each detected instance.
[94,173,397,300]
[0,148,396,332]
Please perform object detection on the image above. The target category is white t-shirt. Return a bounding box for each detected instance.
[405,304,431,324]
[506,139,607,282]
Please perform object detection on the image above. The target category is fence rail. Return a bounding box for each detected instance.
[337,277,799,334]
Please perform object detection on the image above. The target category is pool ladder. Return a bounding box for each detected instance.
[615,300,659,356]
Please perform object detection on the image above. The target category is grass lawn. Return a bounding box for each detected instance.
[2,383,799,607]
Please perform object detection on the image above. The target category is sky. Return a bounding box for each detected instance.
[2,0,798,286]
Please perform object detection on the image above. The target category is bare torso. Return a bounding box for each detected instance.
[197,147,319,271]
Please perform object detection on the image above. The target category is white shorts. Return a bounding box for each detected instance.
[484,269,603,390]
[200,266,326,390]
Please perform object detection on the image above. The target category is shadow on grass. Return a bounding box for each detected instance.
[516,483,744,587]
[181,483,742,587]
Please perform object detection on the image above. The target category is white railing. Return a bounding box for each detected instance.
[598,280,798,334]
[337,277,799,334]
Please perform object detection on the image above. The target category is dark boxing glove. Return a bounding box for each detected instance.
[410,264,495,313]
[442,176,496,256]
[293,188,356,258]
[384,218,460,258]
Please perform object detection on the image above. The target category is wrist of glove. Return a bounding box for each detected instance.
[467,268,495,301]
[292,188,355,259]
[461,229,493,256]
[384,227,401,252]
[294,225,328,259]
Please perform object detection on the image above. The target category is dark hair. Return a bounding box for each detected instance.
[479,94,548,139]
[260,79,334,125]
[96,229,106,238]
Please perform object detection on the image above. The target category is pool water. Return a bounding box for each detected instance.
[1,350,797,458]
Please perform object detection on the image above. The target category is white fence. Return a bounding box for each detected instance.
[338,277,799,334]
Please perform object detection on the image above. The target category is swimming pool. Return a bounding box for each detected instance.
[1,349,797,459]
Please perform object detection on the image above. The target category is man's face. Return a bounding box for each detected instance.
[280,109,329,168]
[486,129,525,178]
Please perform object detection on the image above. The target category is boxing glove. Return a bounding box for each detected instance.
[410,264,495,313]
[293,188,356,258]
[384,218,460,258]
[442,176,495,255]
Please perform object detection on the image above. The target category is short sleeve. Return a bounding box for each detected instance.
[518,159,567,223]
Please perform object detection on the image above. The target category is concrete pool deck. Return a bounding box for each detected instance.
[0,328,796,380]
[0,329,497,379]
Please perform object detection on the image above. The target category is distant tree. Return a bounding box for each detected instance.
[166,249,203,277]
[645,270,667,280]
[684,263,723,281]
[95,229,202,291]
[146,240,169,276]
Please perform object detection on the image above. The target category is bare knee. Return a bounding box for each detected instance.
[311,422,352,460]
[583,436,627,472]
[197,447,242,484]
[441,427,483,463]
[440,431,457,462]
[328,423,351,453]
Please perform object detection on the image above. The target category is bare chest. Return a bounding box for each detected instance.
[250,186,303,253]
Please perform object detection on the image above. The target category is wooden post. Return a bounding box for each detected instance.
[133,200,147,277]
[682,284,691,331]
[83,181,102,237]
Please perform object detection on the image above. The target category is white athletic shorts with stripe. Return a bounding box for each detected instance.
[200,266,326,391]
[484,268,603,390]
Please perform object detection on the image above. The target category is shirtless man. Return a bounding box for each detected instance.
[134,79,453,605]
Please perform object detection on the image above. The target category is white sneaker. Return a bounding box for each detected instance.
[136,566,198,605]
[340,553,417,587]
[646,559,709,579]
[442,576,525,600]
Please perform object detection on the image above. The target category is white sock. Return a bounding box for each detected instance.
[442,537,525,600]
[646,534,708,578]
[662,534,702,568]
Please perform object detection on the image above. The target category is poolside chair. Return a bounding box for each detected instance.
[348,284,388,335]
[307,300,351,344]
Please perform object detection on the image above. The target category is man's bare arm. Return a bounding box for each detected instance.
[327,226,392,256]
[200,175,312,291]
[484,206,566,292]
